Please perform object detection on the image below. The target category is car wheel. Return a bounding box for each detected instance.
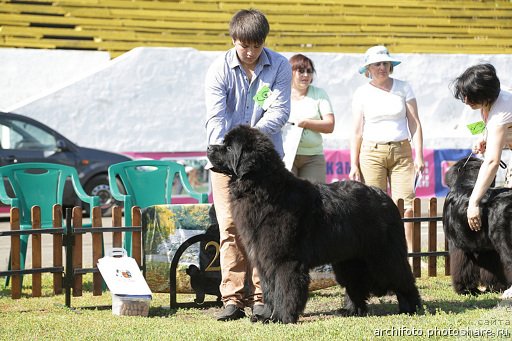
[84,174,118,217]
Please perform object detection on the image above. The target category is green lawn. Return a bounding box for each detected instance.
[1,274,511,340]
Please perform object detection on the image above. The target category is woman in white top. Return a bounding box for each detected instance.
[350,45,425,251]
[452,63,512,231]
[288,54,335,183]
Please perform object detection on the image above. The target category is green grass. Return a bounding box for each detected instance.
[1,274,511,340]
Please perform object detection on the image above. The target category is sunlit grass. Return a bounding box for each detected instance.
[1,273,511,340]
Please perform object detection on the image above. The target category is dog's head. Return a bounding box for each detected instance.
[207,125,283,179]
[445,156,493,189]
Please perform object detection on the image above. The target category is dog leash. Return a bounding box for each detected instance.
[461,152,473,169]
[461,152,507,169]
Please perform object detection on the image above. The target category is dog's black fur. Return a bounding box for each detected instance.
[207,125,421,323]
[443,156,512,295]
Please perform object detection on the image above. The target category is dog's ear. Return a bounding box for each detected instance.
[228,142,255,179]
[228,143,243,177]
[444,164,458,189]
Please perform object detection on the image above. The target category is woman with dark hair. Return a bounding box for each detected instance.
[452,63,512,231]
[288,54,335,183]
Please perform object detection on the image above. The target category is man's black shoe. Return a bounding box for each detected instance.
[216,305,246,321]
[250,304,271,323]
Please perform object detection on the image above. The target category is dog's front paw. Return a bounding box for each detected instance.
[250,304,272,323]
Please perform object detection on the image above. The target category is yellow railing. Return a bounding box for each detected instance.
[1,0,512,57]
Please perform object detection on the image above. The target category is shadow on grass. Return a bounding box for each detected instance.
[302,284,505,322]
[423,297,502,314]
[301,296,503,323]
[70,300,221,318]
[0,281,12,296]
[0,275,104,299]
[63,302,176,317]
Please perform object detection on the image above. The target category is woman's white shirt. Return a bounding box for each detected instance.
[486,89,512,148]
[352,78,415,143]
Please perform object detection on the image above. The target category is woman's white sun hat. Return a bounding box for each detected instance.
[358,45,401,74]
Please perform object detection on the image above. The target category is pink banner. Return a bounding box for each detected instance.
[123,148,469,201]
[324,149,436,198]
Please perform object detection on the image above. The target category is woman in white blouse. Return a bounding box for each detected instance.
[349,45,425,251]
[452,63,512,231]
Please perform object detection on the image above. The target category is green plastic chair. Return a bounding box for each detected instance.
[0,162,100,284]
[108,160,209,255]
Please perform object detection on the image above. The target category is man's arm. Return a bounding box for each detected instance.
[254,60,292,135]
[205,61,228,145]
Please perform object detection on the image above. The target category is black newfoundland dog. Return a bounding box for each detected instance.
[207,125,421,323]
[443,156,512,297]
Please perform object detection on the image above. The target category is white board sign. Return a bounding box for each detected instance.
[282,123,303,171]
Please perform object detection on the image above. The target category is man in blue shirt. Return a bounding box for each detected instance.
[205,8,292,321]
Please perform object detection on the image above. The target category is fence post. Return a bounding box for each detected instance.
[427,198,438,277]
[72,206,83,296]
[445,237,451,276]
[411,198,421,277]
[64,207,73,307]
[10,207,21,299]
[397,199,404,217]
[132,206,142,266]
[112,206,123,248]
[31,206,42,297]
[53,205,63,294]
[91,206,103,296]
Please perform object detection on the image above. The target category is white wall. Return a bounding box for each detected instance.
[2,47,512,153]
[0,48,110,110]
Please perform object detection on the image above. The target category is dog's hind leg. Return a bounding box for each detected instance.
[395,286,421,314]
[396,292,417,314]
[488,235,512,287]
[475,251,508,292]
[372,254,421,314]
[271,262,310,324]
[487,211,512,295]
[479,267,508,293]
[332,260,369,316]
[393,263,421,314]
[450,247,481,295]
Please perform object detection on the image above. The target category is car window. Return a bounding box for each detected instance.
[0,118,57,151]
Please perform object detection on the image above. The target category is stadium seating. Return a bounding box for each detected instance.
[0,0,511,57]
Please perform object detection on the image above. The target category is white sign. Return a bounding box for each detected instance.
[282,123,303,171]
[97,248,152,296]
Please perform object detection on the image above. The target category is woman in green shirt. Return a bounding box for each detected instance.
[288,54,335,183]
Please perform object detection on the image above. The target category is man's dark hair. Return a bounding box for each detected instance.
[452,63,501,106]
[229,9,269,45]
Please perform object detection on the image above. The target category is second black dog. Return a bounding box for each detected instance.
[443,156,512,297]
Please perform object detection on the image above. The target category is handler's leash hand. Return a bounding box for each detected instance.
[467,204,481,231]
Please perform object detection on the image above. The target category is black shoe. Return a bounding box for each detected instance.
[250,304,271,323]
[216,305,246,321]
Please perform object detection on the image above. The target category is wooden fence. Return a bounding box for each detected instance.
[0,205,142,303]
[0,197,450,300]
[398,197,449,278]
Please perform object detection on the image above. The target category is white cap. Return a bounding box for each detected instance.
[359,45,401,74]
